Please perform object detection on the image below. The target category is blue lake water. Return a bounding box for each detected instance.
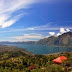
[2,44,72,55]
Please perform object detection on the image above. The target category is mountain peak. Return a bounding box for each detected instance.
[58,31,72,37]
[36,31,72,46]
[62,31,72,35]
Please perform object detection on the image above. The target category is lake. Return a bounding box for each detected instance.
[2,43,72,55]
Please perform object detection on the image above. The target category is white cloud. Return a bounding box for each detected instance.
[57,33,61,36]
[57,28,71,36]
[60,28,70,34]
[9,33,45,41]
[1,20,16,28]
[0,0,71,28]
[0,0,38,28]
[26,23,61,31]
[0,0,57,28]
[66,28,70,32]
[26,23,72,31]
[60,28,66,34]
[49,32,55,36]
[27,28,35,30]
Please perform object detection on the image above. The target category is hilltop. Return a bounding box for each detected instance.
[36,32,72,46]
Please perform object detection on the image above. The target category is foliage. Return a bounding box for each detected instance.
[0,51,71,72]
[0,45,72,72]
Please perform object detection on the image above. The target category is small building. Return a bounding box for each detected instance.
[53,56,67,64]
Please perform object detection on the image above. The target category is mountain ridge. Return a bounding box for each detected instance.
[0,32,72,46]
[36,32,72,46]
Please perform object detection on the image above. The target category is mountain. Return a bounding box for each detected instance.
[36,36,57,45]
[36,32,72,46]
[1,32,72,46]
[0,41,36,44]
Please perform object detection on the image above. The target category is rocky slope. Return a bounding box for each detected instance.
[36,32,72,46]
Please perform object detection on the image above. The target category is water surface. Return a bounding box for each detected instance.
[2,44,72,55]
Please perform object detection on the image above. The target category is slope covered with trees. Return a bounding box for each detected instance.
[0,47,72,72]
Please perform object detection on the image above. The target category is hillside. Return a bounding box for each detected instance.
[0,45,31,55]
[0,47,72,72]
[0,44,72,72]
[36,32,72,46]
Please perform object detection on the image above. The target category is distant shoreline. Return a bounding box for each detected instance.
[1,44,72,55]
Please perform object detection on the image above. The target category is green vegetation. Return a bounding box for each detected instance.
[0,45,72,72]
[0,45,31,55]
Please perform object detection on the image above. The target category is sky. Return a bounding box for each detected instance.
[0,0,72,42]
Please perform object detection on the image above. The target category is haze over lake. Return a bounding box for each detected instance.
[2,44,72,55]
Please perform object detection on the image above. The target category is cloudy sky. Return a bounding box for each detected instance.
[0,0,72,42]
